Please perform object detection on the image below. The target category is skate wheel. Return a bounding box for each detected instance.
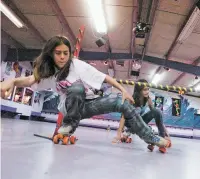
[126,138,132,143]
[168,142,172,148]
[159,147,166,153]
[53,135,59,144]
[168,140,172,148]
[70,136,76,144]
[57,133,64,139]
[62,136,69,145]
[147,144,154,151]
[121,137,126,143]
[165,140,172,148]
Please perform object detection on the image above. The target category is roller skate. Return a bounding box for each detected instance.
[147,144,167,153]
[147,136,171,153]
[165,137,172,148]
[158,138,172,153]
[147,144,155,152]
[121,131,132,143]
[121,135,132,143]
[147,145,167,153]
[146,134,170,149]
[53,125,78,145]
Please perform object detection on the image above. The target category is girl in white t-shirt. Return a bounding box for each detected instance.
[0,35,170,149]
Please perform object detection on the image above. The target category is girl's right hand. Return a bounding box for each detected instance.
[0,79,15,99]
[112,136,121,143]
[112,130,122,143]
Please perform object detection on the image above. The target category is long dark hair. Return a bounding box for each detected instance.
[133,79,149,107]
[33,35,72,82]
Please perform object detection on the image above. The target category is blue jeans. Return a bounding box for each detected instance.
[142,109,167,137]
[124,108,168,138]
[60,83,168,146]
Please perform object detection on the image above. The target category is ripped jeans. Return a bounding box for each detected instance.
[124,109,169,138]
[58,83,169,147]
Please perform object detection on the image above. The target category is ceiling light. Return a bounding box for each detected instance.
[87,0,107,33]
[178,7,200,42]
[194,84,200,92]
[152,74,161,85]
[0,1,24,28]
[163,67,170,71]
[104,61,108,65]
[132,59,142,70]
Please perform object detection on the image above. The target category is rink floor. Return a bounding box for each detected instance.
[1,118,200,179]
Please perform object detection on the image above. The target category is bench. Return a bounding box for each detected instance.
[0,105,22,118]
[41,109,59,115]
[30,111,46,121]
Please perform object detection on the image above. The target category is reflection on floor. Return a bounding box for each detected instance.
[1,118,200,179]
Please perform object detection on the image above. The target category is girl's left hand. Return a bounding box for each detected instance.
[122,90,135,104]
[148,97,154,106]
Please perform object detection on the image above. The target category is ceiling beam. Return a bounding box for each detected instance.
[48,0,76,45]
[152,2,200,78]
[140,0,159,56]
[165,4,200,60]
[137,0,143,21]
[102,0,112,53]
[128,0,139,78]
[4,48,200,76]
[1,29,26,48]
[3,0,46,43]
[142,0,160,82]
[134,0,159,78]
[193,81,200,88]
[102,0,115,77]
[170,56,200,85]
[137,0,159,79]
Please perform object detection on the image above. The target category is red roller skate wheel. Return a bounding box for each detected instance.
[165,140,172,148]
[70,136,76,144]
[53,135,59,144]
[57,133,64,139]
[159,147,166,153]
[121,137,126,143]
[168,140,172,148]
[147,144,154,151]
[126,138,132,143]
[62,136,69,145]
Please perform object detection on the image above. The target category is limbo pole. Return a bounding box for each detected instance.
[116,79,200,95]
[73,25,85,58]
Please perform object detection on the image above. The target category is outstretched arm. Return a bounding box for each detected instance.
[105,75,134,104]
[118,114,125,135]
[1,75,36,99]
[112,114,125,143]
[14,75,36,87]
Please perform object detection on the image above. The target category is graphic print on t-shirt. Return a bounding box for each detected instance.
[55,78,95,94]
[56,79,82,92]
[56,79,98,99]
[55,59,106,99]
[32,59,106,99]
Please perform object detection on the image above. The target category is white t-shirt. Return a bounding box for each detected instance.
[31,59,106,100]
